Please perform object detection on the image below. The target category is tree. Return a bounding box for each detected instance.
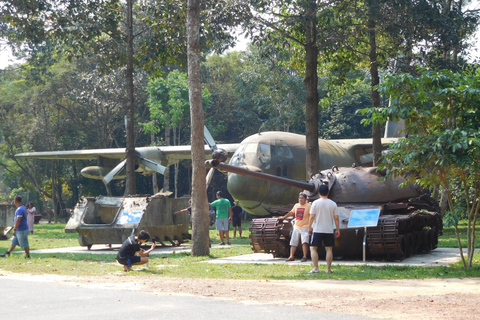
[360,68,480,268]
[187,0,209,256]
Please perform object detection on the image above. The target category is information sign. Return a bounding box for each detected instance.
[347,208,381,228]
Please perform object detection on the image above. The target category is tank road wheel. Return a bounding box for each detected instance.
[416,231,425,252]
[405,233,414,258]
[426,229,435,251]
[398,235,407,260]
[429,227,439,249]
[412,232,421,255]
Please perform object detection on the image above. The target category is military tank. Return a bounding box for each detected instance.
[65,192,190,249]
[207,160,442,260]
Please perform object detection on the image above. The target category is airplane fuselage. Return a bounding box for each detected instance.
[226,132,387,216]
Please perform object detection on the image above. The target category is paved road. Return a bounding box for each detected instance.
[0,276,378,320]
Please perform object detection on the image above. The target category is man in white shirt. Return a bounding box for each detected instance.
[308,184,340,273]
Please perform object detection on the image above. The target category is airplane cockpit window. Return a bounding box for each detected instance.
[230,144,246,165]
[230,143,258,166]
[244,142,258,154]
[271,140,293,159]
[258,143,270,165]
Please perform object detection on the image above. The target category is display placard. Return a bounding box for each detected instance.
[347,208,381,228]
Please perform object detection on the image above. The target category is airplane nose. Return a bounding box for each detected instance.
[227,170,270,215]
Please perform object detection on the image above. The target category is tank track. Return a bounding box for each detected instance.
[249,218,291,258]
[366,212,442,260]
[249,199,443,260]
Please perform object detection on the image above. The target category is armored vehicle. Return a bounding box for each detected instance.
[207,160,442,260]
[65,192,190,249]
[0,203,15,240]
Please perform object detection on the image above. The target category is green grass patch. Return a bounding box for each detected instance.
[1,221,479,279]
[438,220,480,248]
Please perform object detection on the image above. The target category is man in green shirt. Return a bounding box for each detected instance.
[210,191,233,245]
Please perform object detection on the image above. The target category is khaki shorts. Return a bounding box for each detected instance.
[289,228,310,246]
[216,218,229,231]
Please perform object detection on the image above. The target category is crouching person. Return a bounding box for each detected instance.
[116,230,156,272]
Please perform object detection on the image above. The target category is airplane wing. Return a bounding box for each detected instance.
[15,148,127,160]
[15,143,240,164]
[329,138,400,165]
[329,137,399,146]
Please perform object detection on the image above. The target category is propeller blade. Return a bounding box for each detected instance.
[204,125,217,152]
[204,125,228,162]
[206,167,215,188]
[139,157,167,175]
[102,159,127,185]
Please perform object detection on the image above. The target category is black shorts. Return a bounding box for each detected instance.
[116,255,141,266]
[232,216,242,227]
[310,233,335,247]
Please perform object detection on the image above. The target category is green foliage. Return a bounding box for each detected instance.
[317,73,373,139]
[142,70,211,145]
[360,68,480,268]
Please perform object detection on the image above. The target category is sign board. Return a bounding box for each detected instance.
[347,208,381,228]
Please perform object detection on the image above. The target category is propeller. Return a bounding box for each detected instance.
[102,153,167,186]
[102,159,127,185]
[204,125,228,188]
[204,125,217,152]
[204,125,228,162]
[138,156,167,175]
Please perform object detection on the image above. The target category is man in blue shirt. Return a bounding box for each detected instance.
[1,195,30,258]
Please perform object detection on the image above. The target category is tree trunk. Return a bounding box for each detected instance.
[151,133,159,194]
[367,12,382,166]
[71,160,79,205]
[51,165,57,223]
[163,122,170,192]
[174,127,179,198]
[187,0,210,256]
[125,0,136,195]
[304,0,319,178]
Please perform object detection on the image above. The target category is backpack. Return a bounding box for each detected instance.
[209,205,216,226]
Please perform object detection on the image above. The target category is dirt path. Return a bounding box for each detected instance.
[3,271,477,320]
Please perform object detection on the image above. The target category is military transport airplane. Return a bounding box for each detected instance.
[15,127,397,216]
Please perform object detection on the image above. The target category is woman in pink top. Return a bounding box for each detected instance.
[26,201,36,234]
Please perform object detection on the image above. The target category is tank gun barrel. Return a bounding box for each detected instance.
[205,160,316,193]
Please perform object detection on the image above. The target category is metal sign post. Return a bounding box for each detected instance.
[347,208,381,262]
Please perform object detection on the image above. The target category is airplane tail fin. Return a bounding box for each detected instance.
[384,119,406,138]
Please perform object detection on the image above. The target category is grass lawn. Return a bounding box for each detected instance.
[1,221,479,280]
